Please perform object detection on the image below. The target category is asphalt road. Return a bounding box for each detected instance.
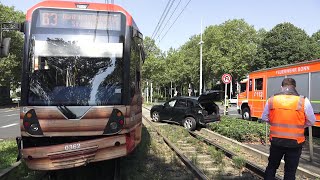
[218,103,242,118]
[0,107,20,140]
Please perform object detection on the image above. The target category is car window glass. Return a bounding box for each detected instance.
[187,100,193,107]
[168,100,176,107]
[175,99,186,107]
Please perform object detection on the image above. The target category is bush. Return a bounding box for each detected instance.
[208,116,268,143]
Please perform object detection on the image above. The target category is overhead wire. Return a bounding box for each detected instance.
[154,0,182,42]
[158,0,192,45]
[151,0,174,40]
[152,0,175,40]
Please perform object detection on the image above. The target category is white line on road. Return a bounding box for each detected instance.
[0,123,19,128]
[3,110,15,113]
[5,114,19,117]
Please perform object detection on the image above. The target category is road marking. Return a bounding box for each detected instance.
[3,110,15,112]
[0,123,19,128]
[5,114,19,117]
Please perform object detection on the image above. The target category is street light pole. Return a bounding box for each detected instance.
[199,19,204,95]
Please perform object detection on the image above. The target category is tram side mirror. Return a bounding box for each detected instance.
[0,37,11,58]
[139,45,146,63]
[17,22,24,33]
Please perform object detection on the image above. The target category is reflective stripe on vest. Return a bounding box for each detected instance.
[268,94,306,144]
[269,123,304,129]
[270,130,304,137]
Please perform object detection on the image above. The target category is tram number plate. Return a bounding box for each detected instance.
[64,143,81,151]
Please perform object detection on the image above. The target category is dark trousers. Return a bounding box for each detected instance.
[264,144,302,180]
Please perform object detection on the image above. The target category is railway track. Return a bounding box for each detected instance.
[188,130,281,180]
[143,106,320,180]
[142,113,264,179]
[142,114,208,179]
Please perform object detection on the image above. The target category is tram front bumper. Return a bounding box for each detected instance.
[21,135,127,170]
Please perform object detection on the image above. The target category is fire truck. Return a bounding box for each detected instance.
[237,59,320,127]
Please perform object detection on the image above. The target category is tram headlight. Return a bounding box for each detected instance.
[30,124,39,132]
[110,122,118,130]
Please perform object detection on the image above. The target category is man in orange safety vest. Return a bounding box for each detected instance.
[261,78,316,180]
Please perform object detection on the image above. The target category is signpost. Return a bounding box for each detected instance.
[222,74,232,115]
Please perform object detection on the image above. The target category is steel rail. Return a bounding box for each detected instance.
[143,106,320,179]
[142,115,209,180]
[188,130,282,180]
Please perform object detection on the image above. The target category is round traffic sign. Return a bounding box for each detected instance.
[222,74,232,84]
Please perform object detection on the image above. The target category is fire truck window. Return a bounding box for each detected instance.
[249,79,253,91]
[240,83,246,93]
[255,78,263,90]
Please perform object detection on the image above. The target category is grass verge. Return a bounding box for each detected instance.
[0,139,18,170]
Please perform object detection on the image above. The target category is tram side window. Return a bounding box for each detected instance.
[255,78,263,90]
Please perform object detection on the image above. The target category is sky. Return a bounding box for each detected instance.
[1,0,320,51]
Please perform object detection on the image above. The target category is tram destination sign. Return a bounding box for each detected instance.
[37,9,122,31]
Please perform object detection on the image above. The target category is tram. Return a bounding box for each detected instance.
[17,0,144,170]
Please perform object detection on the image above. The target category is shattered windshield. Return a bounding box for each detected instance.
[28,10,125,106]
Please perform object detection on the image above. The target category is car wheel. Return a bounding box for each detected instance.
[152,111,160,122]
[183,117,196,131]
[242,107,251,120]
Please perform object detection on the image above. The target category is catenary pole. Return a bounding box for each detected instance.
[199,19,204,95]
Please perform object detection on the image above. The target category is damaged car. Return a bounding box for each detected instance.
[150,91,220,131]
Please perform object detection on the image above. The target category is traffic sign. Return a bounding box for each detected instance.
[222,74,232,84]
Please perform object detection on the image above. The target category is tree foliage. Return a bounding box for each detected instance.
[0,4,24,89]
[256,23,319,69]
[142,36,166,85]
[142,20,320,97]
[203,19,259,82]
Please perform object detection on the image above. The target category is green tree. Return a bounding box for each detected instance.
[0,4,24,90]
[256,22,318,69]
[311,30,320,58]
[174,35,200,92]
[203,19,259,83]
[142,37,166,90]
[311,30,320,42]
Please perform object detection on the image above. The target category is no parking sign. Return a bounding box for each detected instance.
[222,73,232,115]
[222,74,232,84]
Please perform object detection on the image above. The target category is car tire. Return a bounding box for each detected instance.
[242,107,251,120]
[152,111,160,122]
[183,117,196,131]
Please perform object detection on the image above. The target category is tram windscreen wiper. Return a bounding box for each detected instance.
[57,105,77,119]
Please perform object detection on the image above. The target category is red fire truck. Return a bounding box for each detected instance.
[237,59,320,127]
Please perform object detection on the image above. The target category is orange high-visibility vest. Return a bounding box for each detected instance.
[268,95,306,144]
